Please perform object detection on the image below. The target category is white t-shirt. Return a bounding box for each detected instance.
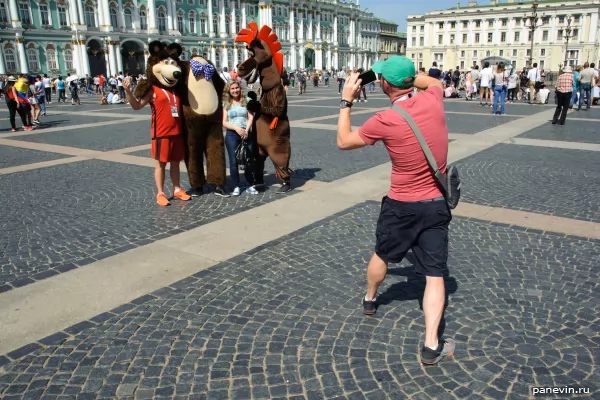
[479,67,492,87]
[42,78,51,88]
[117,75,124,87]
[527,68,540,83]
[221,71,231,81]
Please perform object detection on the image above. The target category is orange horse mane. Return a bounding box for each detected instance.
[235,21,284,76]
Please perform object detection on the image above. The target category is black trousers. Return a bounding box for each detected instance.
[507,88,516,101]
[6,99,28,129]
[45,87,52,102]
[553,91,572,124]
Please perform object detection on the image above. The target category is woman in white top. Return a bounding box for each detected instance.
[492,62,510,115]
[506,68,519,104]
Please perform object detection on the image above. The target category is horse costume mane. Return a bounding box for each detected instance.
[234,22,284,77]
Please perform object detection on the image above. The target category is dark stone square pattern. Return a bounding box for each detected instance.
[316,112,521,134]
[568,106,600,120]
[442,100,549,116]
[0,146,70,169]
[0,160,297,287]
[264,127,389,182]
[11,119,151,151]
[453,144,600,223]
[520,120,600,144]
[1,202,599,399]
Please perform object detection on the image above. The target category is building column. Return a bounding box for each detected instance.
[144,51,149,69]
[108,40,117,75]
[333,15,338,45]
[588,12,598,43]
[308,11,313,41]
[115,42,123,73]
[219,0,226,38]
[171,0,178,34]
[233,46,239,68]
[100,0,111,31]
[166,0,174,32]
[315,11,321,41]
[241,1,246,28]
[333,50,338,69]
[69,0,79,25]
[147,0,157,33]
[315,46,322,69]
[70,38,82,74]
[0,49,5,74]
[299,16,304,42]
[289,6,295,43]
[267,5,272,27]
[210,45,216,63]
[208,0,214,37]
[15,37,27,73]
[77,0,85,27]
[300,47,305,69]
[104,43,112,76]
[326,48,331,69]
[79,39,91,74]
[8,0,21,28]
[230,1,235,37]
[221,45,228,69]
[290,43,296,69]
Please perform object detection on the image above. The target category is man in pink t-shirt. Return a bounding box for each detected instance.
[337,56,454,365]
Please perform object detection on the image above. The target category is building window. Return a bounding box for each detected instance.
[189,12,195,33]
[438,22,443,28]
[515,31,520,42]
[57,6,68,26]
[473,50,477,57]
[0,1,8,23]
[501,32,506,42]
[411,53,415,58]
[411,37,416,46]
[181,48,187,61]
[419,37,423,46]
[177,13,184,33]
[540,48,545,56]
[64,49,73,70]
[512,49,517,56]
[40,3,50,25]
[528,31,532,40]
[462,33,467,43]
[433,53,443,62]
[460,50,465,57]
[46,48,58,70]
[559,16,565,23]
[487,32,493,42]
[502,19,507,26]
[573,29,578,37]
[486,50,491,56]
[539,60,544,69]
[438,35,442,45]
[420,25,424,32]
[542,30,548,41]
[451,22,455,28]
[460,61,464,69]
[109,7,118,27]
[475,33,480,43]
[526,49,531,56]
[27,48,40,71]
[139,10,147,30]
[226,16,231,34]
[4,48,16,71]
[19,1,31,24]
[124,9,132,29]
[462,21,467,28]
[557,30,563,40]
[85,6,95,27]
[158,10,167,32]
[235,15,239,33]
[475,20,480,28]
[499,50,503,56]
[412,26,416,32]
[212,14,218,33]
[215,51,220,67]
[450,34,455,44]
[200,17,206,33]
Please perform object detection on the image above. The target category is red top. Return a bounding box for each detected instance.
[99,76,105,86]
[358,86,448,202]
[150,86,182,139]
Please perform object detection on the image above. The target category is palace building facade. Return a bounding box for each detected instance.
[407,0,600,71]
[0,0,383,77]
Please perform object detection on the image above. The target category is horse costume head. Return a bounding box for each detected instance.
[235,22,284,90]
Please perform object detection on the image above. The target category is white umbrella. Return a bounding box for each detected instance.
[65,75,80,83]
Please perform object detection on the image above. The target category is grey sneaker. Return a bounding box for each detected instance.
[420,339,455,365]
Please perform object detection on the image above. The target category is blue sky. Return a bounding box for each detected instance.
[360,0,459,31]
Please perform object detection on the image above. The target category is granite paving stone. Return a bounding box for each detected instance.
[0,145,71,169]
[455,143,600,222]
[1,202,598,399]
[520,119,600,144]
[0,159,302,288]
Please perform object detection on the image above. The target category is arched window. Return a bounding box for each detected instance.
[236,48,242,65]
[124,8,132,29]
[200,15,206,34]
[27,47,40,71]
[158,9,167,32]
[212,14,219,34]
[18,1,31,25]
[109,6,118,27]
[4,48,17,71]
[57,5,68,26]
[46,48,58,70]
[85,5,95,27]
[139,9,147,30]
[235,15,240,34]
[189,12,196,34]
[227,49,233,69]
[64,49,73,70]
[214,51,220,68]
[225,16,230,35]
[177,12,184,33]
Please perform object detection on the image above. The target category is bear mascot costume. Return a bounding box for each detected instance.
[235,22,293,194]
[166,43,228,198]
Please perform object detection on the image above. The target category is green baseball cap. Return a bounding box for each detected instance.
[371,56,416,88]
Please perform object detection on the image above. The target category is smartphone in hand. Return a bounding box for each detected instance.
[357,70,377,86]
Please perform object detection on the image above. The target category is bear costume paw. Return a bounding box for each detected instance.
[247,99,261,114]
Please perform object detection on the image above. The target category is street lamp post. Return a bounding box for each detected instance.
[525,1,543,67]
[562,16,574,69]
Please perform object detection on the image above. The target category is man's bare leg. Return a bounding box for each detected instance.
[423,276,445,349]
[154,161,166,194]
[366,253,388,300]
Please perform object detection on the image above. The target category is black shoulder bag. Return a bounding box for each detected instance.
[391,104,461,209]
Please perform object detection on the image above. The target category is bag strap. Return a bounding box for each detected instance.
[391,104,445,183]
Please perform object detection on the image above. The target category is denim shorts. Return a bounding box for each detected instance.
[375,196,451,277]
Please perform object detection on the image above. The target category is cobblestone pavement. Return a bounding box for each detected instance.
[0,160,294,290]
[520,119,600,144]
[0,145,70,169]
[453,144,600,223]
[0,202,598,399]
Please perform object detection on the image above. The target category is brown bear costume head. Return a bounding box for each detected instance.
[134,40,183,99]
[166,43,225,116]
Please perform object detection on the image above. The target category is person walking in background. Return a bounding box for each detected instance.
[337,66,348,94]
[336,56,455,365]
[42,74,52,104]
[34,75,46,118]
[552,65,574,125]
[578,62,594,111]
[492,63,509,115]
[4,76,31,131]
[527,63,541,104]
[507,68,518,104]
[479,62,493,107]
[56,76,66,103]
[570,66,581,109]
[296,69,305,95]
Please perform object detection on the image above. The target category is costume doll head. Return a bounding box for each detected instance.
[147,40,182,88]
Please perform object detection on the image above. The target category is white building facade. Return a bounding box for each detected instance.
[0,0,381,76]
[407,0,600,71]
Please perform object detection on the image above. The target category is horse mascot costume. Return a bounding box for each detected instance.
[235,22,292,193]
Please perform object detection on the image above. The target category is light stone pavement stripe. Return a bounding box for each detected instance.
[452,202,600,239]
[0,156,89,175]
[0,117,145,138]
[0,106,573,356]
[510,137,600,152]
